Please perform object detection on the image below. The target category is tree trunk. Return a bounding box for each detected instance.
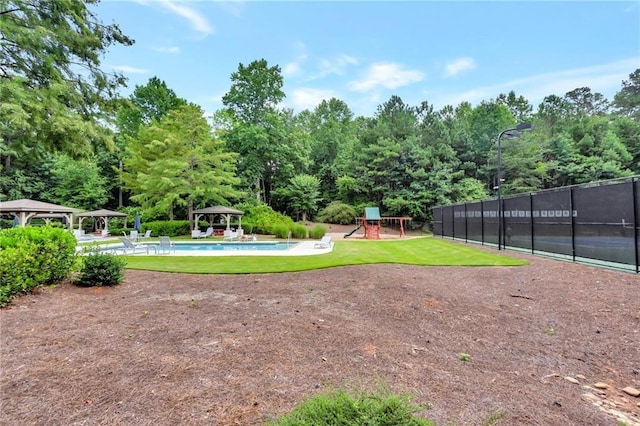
[188,198,194,230]
[118,160,123,207]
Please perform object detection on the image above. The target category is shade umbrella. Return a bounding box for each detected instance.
[12,217,18,228]
[134,212,141,230]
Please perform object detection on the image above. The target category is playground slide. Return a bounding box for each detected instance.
[343,224,362,238]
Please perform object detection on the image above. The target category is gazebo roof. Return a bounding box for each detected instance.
[76,209,127,218]
[0,199,78,214]
[192,205,243,215]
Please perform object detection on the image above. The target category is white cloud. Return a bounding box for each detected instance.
[214,0,245,17]
[153,46,180,54]
[283,42,308,77]
[112,65,148,74]
[283,62,302,77]
[444,57,477,77]
[157,1,214,36]
[349,63,424,92]
[314,54,359,79]
[290,88,339,111]
[429,57,639,109]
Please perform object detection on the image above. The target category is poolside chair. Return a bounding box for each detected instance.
[223,229,238,241]
[130,230,139,241]
[194,227,213,239]
[314,235,332,249]
[139,230,152,240]
[74,229,93,242]
[158,236,175,254]
[118,237,156,255]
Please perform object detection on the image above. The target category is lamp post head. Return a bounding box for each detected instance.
[515,122,532,131]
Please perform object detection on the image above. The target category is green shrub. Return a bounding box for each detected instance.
[290,223,307,239]
[308,224,327,239]
[267,387,432,426]
[273,224,290,239]
[235,200,294,234]
[316,201,357,225]
[75,253,126,287]
[0,227,77,306]
[143,220,190,237]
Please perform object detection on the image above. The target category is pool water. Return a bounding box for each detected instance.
[172,242,298,251]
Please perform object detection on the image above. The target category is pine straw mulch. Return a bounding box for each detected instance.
[1,244,639,425]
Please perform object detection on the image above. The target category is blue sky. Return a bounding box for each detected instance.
[94,1,640,117]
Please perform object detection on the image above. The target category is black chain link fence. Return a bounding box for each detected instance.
[433,176,639,273]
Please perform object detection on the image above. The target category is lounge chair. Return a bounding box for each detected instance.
[314,235,332,249]
[223,230,238,241]
[74,229,94,242]
[158,236,175,254]
[118,237,156,255]
[193,227,213,239]
[123,230,139,240]
[139,230,152,240]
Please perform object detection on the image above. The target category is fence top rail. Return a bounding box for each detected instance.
[433,175,638,210]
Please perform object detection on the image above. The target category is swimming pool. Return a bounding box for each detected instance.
[172,242,298,251]
[93,239,331,256]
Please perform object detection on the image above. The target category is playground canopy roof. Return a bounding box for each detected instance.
[364,207,381,221]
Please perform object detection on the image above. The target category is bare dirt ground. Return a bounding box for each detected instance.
[1,228,639,426]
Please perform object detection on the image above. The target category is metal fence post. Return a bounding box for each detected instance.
[570,187,576,262]
[529,193,534,255]
[481,200,485,245]
[632,177,639,273]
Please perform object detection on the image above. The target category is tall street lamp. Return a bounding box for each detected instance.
[497,122,532,250]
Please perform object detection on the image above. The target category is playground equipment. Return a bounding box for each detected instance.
[344,207,412,239]
[343,224,362,238]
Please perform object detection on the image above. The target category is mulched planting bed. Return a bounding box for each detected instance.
[1,249,639,425]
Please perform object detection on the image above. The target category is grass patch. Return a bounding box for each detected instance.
[266,386,433,426]
[124,237,527,274]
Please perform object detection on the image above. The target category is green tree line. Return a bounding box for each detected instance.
[1,1,638,225]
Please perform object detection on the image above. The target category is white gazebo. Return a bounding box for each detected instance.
[0,199,77,228]
[76,209,128,235]
[192,205,243,233]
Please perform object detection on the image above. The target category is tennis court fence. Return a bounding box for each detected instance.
[432,176,639,273]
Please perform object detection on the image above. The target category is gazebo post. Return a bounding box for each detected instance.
[193,214,203,231]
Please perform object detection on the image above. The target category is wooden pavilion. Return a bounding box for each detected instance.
[0,199,77,228]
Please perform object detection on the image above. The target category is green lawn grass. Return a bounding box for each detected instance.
[123,237,527,274]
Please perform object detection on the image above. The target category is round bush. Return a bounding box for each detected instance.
[316,201,357,225]
[75,253,126,287]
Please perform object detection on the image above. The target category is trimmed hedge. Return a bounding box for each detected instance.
[0,227,77,306]
[142,220,191,237]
